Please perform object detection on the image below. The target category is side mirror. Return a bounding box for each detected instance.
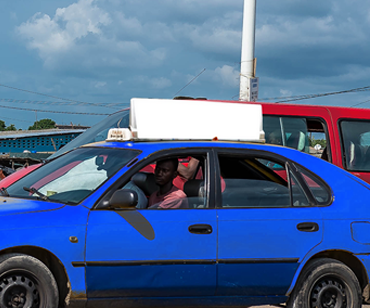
[109,189,138,209]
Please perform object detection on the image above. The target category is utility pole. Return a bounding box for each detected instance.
[239,0,259,102]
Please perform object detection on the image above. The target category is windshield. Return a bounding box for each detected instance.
[48,109,130,160]
[6,147,139,204]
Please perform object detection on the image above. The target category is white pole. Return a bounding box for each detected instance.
[239,0,257,101]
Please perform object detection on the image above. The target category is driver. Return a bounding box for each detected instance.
[148,158,188,209]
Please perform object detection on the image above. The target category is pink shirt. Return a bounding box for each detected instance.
[148,186,188,209]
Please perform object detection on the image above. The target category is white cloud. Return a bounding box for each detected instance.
[213,65,240,88]
[176,11,242,54]
[257,13,368,51]
[94,81,107,88]
[16,0,169,72]
[280,89,293,97]
[17,0,111,57]
[149,77,172,89]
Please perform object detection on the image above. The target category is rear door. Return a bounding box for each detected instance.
[215,149,325,298]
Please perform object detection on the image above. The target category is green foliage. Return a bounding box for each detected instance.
[0,120,16,131]
[0,120,5,131]
[5,124,16,131]
[309,137,327,148]
[28,119,56,130]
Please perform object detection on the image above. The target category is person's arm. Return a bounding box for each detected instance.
[177,157,199,180]
[0,169,5,180]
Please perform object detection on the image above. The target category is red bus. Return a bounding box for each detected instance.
[2,100,370,185]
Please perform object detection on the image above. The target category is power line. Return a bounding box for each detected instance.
[0,98,126,109]
[0,104,110,115]
[0,83,92,104]
[259,85,370,103]
[174,68,206,97]
[0,83,128,109]
[351,98,370,107]
[0,116,33,123]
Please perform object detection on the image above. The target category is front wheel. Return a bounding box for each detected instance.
[0,253,59,308]
[287,258,362,308]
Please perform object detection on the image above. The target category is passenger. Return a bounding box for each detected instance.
[177,157,199,180]
[148,158,188,209]
[174,157,200,190]
[267,130,282,145]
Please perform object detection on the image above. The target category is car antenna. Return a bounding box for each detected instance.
[173,68,206,97]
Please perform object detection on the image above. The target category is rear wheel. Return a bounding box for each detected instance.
[287,258,362,308]
[0,253,59,308]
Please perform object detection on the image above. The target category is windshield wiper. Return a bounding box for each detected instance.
[0,187,9,197]
[23,187,49,201]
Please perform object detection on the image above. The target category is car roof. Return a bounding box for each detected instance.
[83,139,298,154]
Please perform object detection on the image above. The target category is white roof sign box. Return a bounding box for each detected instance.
[129,98,265,142]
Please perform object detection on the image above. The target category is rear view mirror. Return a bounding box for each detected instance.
[95,156,104,167]
[109,189,138,209]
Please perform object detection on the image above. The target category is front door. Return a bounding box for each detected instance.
[85,151,217,299]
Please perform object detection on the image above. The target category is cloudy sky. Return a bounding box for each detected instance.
[1,0,370,129]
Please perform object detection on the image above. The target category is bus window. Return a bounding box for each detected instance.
[307,119,330,162]
[264,116,309,153]
[340,120,370,171]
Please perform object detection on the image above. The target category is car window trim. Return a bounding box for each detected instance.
[288,161,316,207]
[291,162,334,207]
[214,148,293,209]
[338,118,370,172]
[93,148,215,210]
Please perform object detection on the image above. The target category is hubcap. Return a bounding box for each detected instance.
[0,274,40,308]
[311,278,347,308]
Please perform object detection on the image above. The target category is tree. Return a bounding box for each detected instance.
[28,119,56,130]
[0,120,5,131]
[5,124,16,131]
[309,136,327,148]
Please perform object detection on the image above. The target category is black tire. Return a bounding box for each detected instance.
[0,253,59,308]
[287,258,362,308]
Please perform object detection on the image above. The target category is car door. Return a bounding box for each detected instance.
[215,149,324,298]
[84,150,218,299]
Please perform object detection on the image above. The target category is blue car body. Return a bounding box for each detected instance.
[1,140,370,307]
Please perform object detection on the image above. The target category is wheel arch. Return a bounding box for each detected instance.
[0,245,71,308]
[288,250,368,296]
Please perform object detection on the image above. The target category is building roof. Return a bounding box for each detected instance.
[0,129,86,140]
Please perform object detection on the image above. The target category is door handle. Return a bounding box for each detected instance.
[297,222,319,232]
[189,224,213,234]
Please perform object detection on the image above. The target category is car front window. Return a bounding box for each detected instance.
[6,147,139,204]
[48,109,130,160]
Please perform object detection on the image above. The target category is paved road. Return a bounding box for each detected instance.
[253,306,370,308]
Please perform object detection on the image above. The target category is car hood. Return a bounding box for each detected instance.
[0,196,63,216]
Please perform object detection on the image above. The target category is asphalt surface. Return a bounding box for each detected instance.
[253,306,370,308]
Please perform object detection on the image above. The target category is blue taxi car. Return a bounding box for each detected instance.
[1,98,370,308]
[0,140,370,308]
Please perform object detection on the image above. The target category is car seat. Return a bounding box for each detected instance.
[183,180,205,208]
[347,141,363,169]
[132,172,159,196]
[287,131,306,151]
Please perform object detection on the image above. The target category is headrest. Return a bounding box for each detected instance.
[132,172,159,196]
[287,131,306,151]
[184,180,204,198]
